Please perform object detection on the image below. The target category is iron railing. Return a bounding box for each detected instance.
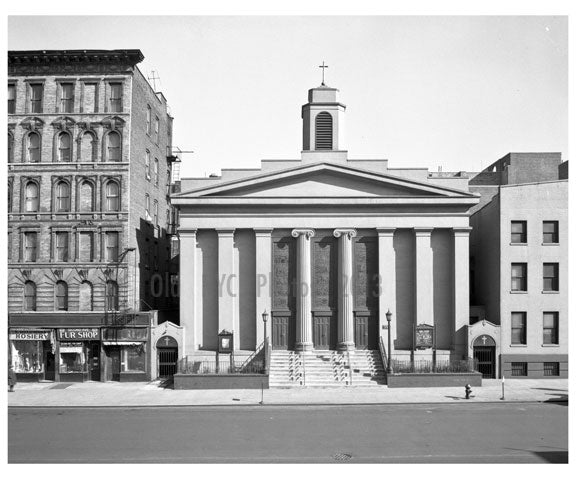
[178,342,267,375]
[379,336,388,372]
[391,358,476,374]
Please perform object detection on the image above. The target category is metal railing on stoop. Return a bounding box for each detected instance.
[379,336,388,375]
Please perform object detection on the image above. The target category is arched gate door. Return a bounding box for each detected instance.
[157,336,178,378]
[473,335,496,379]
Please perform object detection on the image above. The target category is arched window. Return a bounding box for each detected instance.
[154,158,159,185]
[145,194,150,219]
[105,181,120,211]
[145,150,150,180]
[8,133,14,163]
[55,280,68,311]
[79,181,94,212]
[27,132,41,163]
[79,281,93,311]
[315,111,333,150]
[57,132,72,162]
[80,132,96,162]
[153,200,158,226]
[55,181,71,212]
[24,281,37,311]
[106,131,121,162]
[24,181,39,212]
[105,280,119,311]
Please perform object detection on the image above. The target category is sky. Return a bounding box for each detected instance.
[8,15,568,178]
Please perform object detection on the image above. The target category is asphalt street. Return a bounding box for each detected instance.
[8,402,567,463]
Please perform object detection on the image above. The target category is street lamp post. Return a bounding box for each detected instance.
[262,310,269,372]
[386,309,393,374]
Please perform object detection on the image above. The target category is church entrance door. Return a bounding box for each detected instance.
[271,313,295,350]
[313,314,337,350]
[354,314,379,350]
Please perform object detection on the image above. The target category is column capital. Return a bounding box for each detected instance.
[333,228,357,239]
[179,228,197,237]
[414,227,434,237]
[453,227,472,237]
[376,227,396,237]
[215,228,235,237]
[292,228,315,239]
[254,228,274,236]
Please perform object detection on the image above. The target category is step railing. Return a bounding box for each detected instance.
[379,336,389,374]
[347,350,352,386]
[301,352,306,386]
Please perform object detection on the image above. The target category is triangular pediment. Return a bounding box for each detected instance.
[175,162,476,199]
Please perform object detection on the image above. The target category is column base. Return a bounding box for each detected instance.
[337,342,355,352]
[295,342,313,352]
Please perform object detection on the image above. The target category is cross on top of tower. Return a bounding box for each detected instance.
[319,61,328,86]
[147,70,160,91]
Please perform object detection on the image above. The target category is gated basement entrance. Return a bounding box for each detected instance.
[157,336,178,378]
[473,335,496,379]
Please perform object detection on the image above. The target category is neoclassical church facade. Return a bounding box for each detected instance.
[173,84,479,364]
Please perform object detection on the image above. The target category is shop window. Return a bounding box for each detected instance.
[105,181,120,211]
[24,181,39,212]
[106,280,119,311]
[123,345,146,372]
[55,181,71,212]
[23,281,37,311]
[55,280,68,311]
[27,132,41,163]
[11,340,44,373]
[543,221,559,244]
[59,343,84,373]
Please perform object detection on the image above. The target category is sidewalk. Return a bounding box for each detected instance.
[7,378,568,407]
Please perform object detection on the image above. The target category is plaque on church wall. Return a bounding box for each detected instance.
[414,324,435,349]
[272,239,295,311]
[313,238,336,309]
[354,238,378,310]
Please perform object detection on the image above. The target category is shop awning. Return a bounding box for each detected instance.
[102,341,144,346]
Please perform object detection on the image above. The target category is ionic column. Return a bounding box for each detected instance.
[453,227,472,358]
[292,229,315,351]
[377,228,396,353]
[179,229,197,355]
[334,228,357,351]
[217,229,237,347]
[254,228,273,345]
[414,228,434,327]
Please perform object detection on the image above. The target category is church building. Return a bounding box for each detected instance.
[173,83,480,383]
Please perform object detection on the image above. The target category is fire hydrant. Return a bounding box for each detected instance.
[465,384,472,400]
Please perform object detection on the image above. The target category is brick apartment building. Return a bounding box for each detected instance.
[7,49,179,382]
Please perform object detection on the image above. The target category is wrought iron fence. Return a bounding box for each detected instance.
[391,358,476,374]
[177,357,266,375]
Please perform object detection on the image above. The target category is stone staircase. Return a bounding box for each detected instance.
[269,349,386,387]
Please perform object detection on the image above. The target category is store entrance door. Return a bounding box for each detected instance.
[106,346,121,381]
[90,343,101,382]
[44,350,55,381]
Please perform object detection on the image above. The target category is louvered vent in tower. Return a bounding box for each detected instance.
[315,112,333,150]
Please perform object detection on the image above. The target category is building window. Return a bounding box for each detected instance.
[57,132,72,162]
[543,312,559,345]
[109,83,123,112]
[80,132,96,162]
[166,170,171,196]
[29,83,43,113]
[543,221,559,244]
[24,281,37,311]
[154,116,160,144]
[24,232,38,262]
[59,83,74,113]
[146,105,151,135]
[105,232,119,262]
[145,151,151,180]
[543,263,559,291]
[79,281,93,311]
[105,131,121,161]
[145,194,150,220]
[24,181,39,212]
[55,181,71,212]
[8,133,14,163]
[106,280,119,311]
[153,200,158,226]
[543,362,560,377]
[79,181,94,212]
[79,232,94,262]
[27,132,41,163]
[315,111,333,150]
[511,312,526,345]
[55,280,68,311]
[511,221,527,244]
[55,232,69,262]
[8,84,16,114]
[511,263,527,291]
[105,181,120,211]
[511,362,527,377]
[154,158,159,186]
[82,83,97,113]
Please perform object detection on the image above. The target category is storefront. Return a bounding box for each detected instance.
[9,329,56,382]
[102,326,150,381]
[57,328,101,382]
